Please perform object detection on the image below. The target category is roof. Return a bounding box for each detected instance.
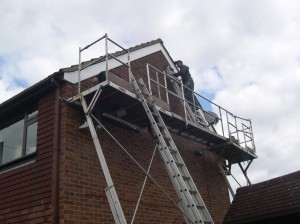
[61,38,164,73]
[0,72,63,121]
[224,170,300,224]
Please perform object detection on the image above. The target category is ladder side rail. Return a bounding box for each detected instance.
[153,105,213,222]
[149,115,201,221]
[131,77,198,220]
[81,97,127,224]
[133,76,214,223]
[154,147,195,224]
[132,76,198,221]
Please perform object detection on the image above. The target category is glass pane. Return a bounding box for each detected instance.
[0,119,24,164]
[26,122,37,154]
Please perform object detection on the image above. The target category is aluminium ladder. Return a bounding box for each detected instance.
[131,74,214,224]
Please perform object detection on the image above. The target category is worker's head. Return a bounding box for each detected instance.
[174,60,183,67]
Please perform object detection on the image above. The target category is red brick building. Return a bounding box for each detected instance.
[0,36,256,223]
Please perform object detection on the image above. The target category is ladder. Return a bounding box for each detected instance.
[130,74,214,224]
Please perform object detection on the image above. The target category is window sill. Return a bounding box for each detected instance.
[0,152,37,174]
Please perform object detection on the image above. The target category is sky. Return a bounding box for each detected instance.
[1,0,300,194]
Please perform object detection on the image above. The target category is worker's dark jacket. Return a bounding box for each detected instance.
[96,71,106,82]
[173,65,192,84]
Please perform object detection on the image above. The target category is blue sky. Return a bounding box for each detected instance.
[1,0,300,193]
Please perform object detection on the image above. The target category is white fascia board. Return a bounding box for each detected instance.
[64,42,175,84]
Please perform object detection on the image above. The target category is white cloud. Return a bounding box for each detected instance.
[0,78,24,104]
[1,0,300,196]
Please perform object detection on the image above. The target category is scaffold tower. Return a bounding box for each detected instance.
[67,34,257,224]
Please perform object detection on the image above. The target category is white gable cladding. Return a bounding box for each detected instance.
[63,42,176,84]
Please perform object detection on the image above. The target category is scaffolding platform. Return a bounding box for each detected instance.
[64,34,258,222]
[69,72,257,165]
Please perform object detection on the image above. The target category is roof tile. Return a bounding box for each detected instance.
[224,170,300,223]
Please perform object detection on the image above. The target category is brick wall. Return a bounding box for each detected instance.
[59,50,230,223]
[0,92,55,223]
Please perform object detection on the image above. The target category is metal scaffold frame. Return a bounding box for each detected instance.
[75,34,211,223]
[70,33,257,223]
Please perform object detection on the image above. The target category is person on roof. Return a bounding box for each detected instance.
[92,71,106,84]
[173,60,195,109]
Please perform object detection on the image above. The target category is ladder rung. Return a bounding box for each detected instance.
[147,101,155,106]
[157,123,166,129]
[169,148,177,154]
[189,189,197,195]
[163,136,171,141]
[175,161,183,167]
[137,79,144,85]
[141,90,149,96]
[151,111,159,117]
[197,205,205,209]
[182,175,190,181]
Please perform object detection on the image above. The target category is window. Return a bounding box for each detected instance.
[0,108,38,166]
